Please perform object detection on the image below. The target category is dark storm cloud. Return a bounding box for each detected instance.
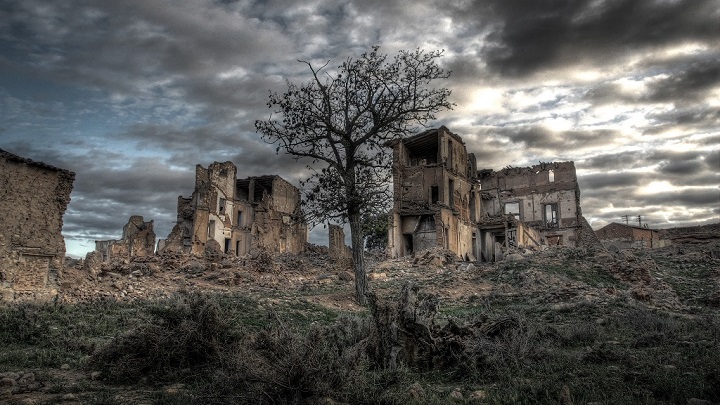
[635,188,720,208]
[644,107,720,135]
[658,159,705,176]
[582,151,649,171]
[450,0,720,76]
[578,171,644,190]
[498,126,618,152]
[647,56,720,103]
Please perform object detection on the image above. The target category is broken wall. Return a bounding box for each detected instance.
[388,127,480,259]
[478,162,582,247]
[95,216,156,262]
[595,222,663,250]
[0,149,74,301]
[328,224,351,259]
[161,164,307,257]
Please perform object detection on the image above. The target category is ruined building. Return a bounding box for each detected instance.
[387,127,590,262]
[158,161,307,256]
[0,149,74,300]
[477,161,584,261]
[595,222,667,250]
[387,127,481,260]
[95,215,156,262]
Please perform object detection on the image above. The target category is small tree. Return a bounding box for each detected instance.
[362,211,389,252]
[256,47,452,305]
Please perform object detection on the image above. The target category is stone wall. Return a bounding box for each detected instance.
[95,216,156,262]
[0,149,74,301]
[160,162,307,257]
[328,224,351,259]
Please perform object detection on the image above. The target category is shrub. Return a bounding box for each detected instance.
[86,293,235,383]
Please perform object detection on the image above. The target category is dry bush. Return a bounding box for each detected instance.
[196,315,375,405]
[86,293,235,383]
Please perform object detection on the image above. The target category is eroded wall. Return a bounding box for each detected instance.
[95,216,156,262]
[478,162,582,247]
[389,127,480,259]
[160,163,307,257]
[0,149,74,301]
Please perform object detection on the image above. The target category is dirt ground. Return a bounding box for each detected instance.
[3,241,720,404]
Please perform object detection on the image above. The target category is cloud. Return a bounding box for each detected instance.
[452,0,720,77]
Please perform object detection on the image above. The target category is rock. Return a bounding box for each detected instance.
[131,269,143,277]
[0,372,19,381]
[687,399,712,405]
[338,271,354,281]
[449,388,464,401]
[60,363,71,370]
[367,272,387,281]
[469,390,487,402]
[90,371,102,380]
[560,385,573,405]
[466,263,476,272]
[505,253,523,261]
[408,382,425,400]
[62,393,78,401]
[0,378,16,388]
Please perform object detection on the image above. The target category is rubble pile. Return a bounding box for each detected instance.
[411,248,461,267]
[368,283,523,371]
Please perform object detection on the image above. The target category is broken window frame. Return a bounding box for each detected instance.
[504,202,520,220]
[544,203,559,228]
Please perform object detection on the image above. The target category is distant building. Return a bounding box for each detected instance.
[595,222,667,250]
[387,127,595,262]
[159,161,307,256]
[387,127,481,260]
[0,149,75,301]
[477,161,587,261]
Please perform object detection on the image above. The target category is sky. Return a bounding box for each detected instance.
[1,0,718,258]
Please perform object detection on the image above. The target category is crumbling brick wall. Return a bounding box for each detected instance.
[328,224,351,259]
[160,163,307,257]
[95,215,156,262]
[0,149,74,301]
[388,127,481,259]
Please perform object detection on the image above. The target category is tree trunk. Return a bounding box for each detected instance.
[348,210,368,306]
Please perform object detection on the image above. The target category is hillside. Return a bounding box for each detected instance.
[1,242,719,404]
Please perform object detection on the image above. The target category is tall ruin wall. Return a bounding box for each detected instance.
[0,149,74,301]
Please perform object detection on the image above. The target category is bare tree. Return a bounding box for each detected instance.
[256,46,452,305]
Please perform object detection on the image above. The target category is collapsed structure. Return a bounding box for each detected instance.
[0,149,74,300]
[158,161,307,256]
[95,215,156,262]
[388,127,592,262]
[595,222,667,250]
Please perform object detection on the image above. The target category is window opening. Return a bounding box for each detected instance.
[504,202,520,220]
[219,198,226,213]
[544,203,558,228]
[431,186,439,204]
[448,179,454,207]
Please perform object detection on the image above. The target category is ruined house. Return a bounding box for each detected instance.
[158,161,307,256]
[387,128,590,262]
[595,222,666,250]
[0,149,74,300]
[95,215,156,262]
[387,127,481,260]
[477,161,585,261]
